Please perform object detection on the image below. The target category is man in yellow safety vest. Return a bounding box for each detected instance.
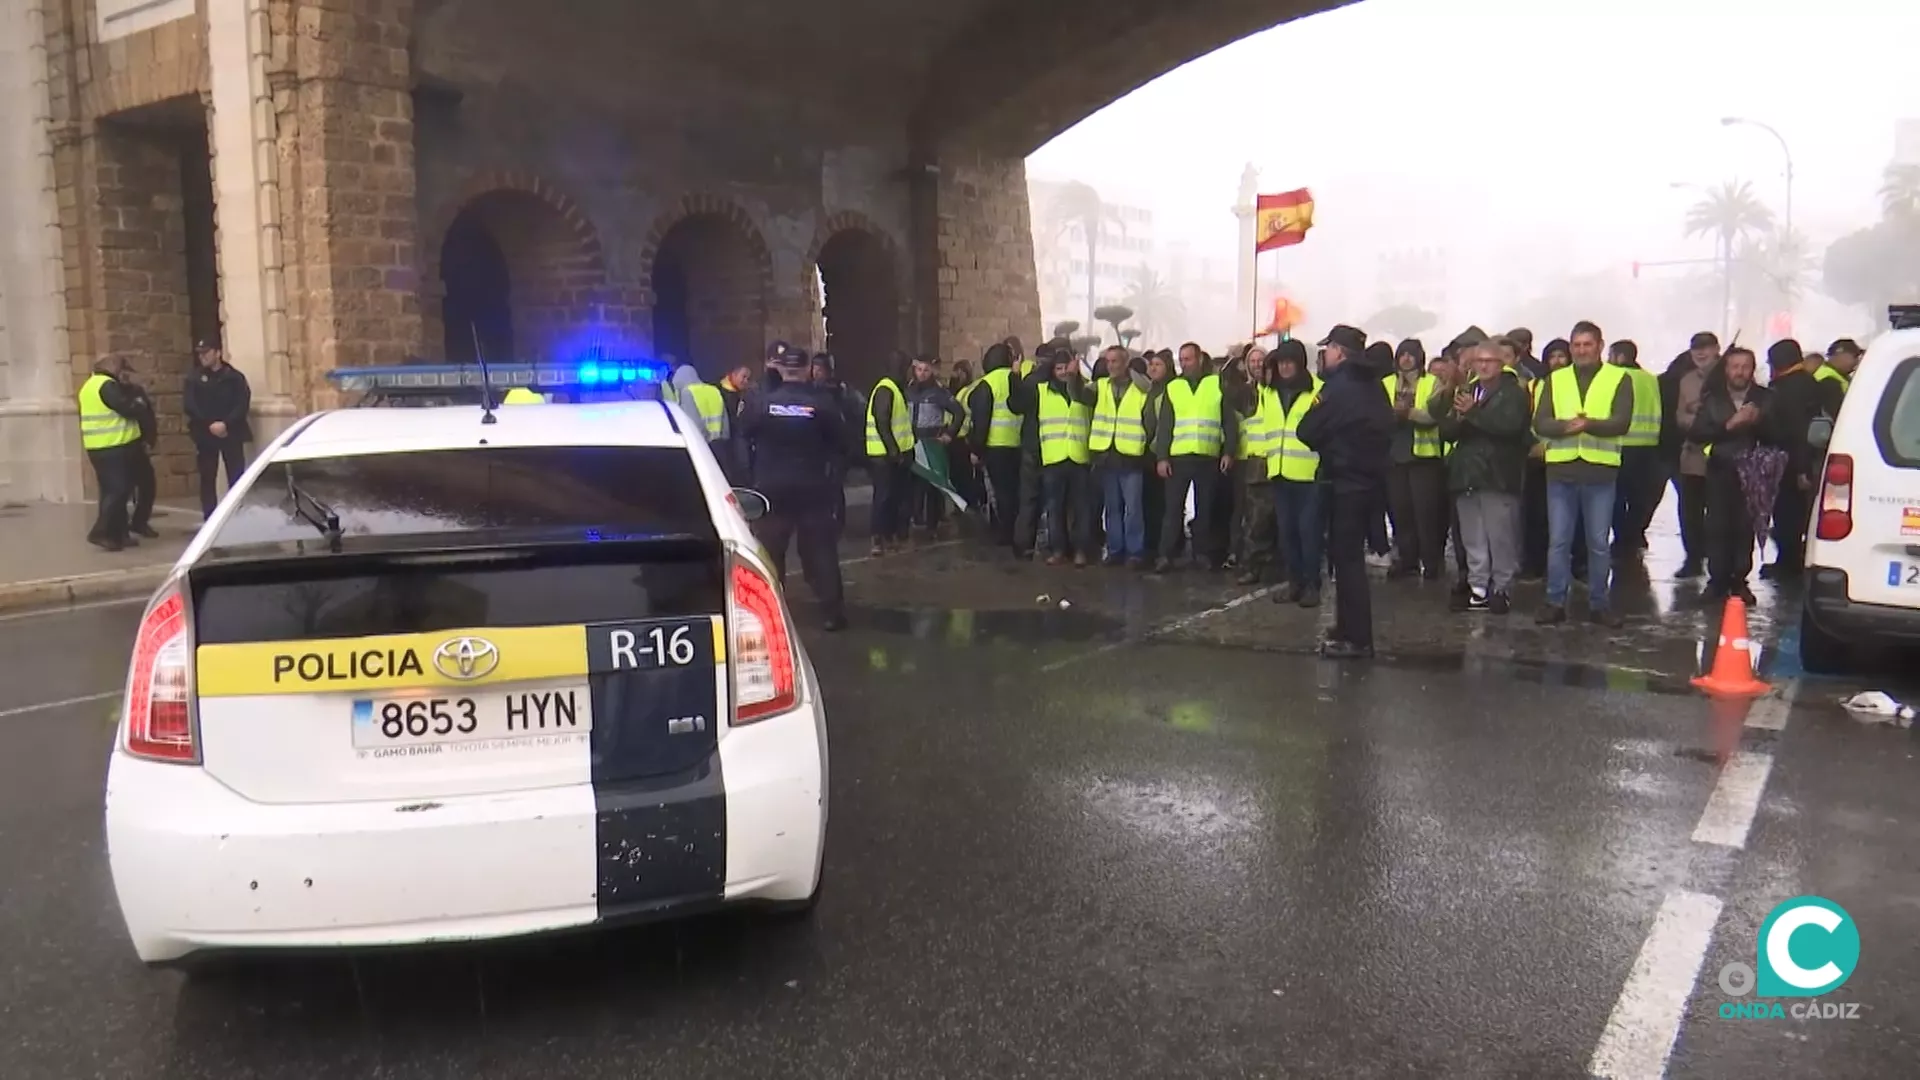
[963,342,1028,552]
[1531,320,1634,627]
[76,355,147,552]
[1088,345,1153,566]
[1148,342,1237,573]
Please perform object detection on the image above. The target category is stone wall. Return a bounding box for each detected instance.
[273,0,424,411]
[931,155,1044,363]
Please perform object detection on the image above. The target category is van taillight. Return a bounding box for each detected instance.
[1815,453,1854,542]
[729,558,796,724]
[124,590,196,763]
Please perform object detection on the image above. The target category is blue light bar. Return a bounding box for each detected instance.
[325,360,668,394]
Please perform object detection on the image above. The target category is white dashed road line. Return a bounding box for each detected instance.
[1590,676,1801,1077]
[1588,890,1726,1080]
[0,690,120,721]
[1036,584,1282,673]
[1689,751,1777,849]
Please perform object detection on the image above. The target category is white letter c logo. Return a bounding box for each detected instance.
[1767,905,1843,990]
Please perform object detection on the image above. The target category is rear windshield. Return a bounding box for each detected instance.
[207,446,717,551]
[1873,356,1920,467]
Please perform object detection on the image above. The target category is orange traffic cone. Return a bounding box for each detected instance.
[1691,595,1771,697]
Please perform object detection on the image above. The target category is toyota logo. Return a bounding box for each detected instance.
[433,636,500,681]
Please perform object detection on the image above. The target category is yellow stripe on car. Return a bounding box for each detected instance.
[197,625,589,697]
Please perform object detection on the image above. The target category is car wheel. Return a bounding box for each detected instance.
[1798,605,1848,675]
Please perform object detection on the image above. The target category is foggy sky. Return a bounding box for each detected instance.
[1029,0,1920,348]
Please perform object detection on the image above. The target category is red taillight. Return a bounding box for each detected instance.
[729,558,797,724]
[124,590,196,763]
[1815,453,1853,542]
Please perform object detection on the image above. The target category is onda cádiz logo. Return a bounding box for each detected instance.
[1717,896,1862,1021]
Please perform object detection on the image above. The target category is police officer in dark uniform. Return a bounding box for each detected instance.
[737,344,849,631]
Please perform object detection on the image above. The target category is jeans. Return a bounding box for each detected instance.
[1100,465,1146,559]
[1270,479,1325,587]
[1547,478,1617,609]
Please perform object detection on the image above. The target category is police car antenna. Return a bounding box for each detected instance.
[472,324,498,425]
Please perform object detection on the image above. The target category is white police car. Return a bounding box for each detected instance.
[1801,306,1920,673]
[104,397,827,965]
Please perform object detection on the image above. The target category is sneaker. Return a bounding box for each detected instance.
[1488,592,1511,615]
[1073,554,1088,569]
[1045,554,1066,567]
[1466,591,1490,611]
[131,525,160,539]
[1151,558,1172,575]
[1235,569,1262,586]
[1589,607,1625,629]
[869,542,885,558]
[1536,604,1567,625]
[1297,585,1322,609]
[1101,553,1123,567]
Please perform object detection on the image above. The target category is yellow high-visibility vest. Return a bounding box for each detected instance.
[1382,372,1442,458]
[972,367,1021,449]
[955,378,981,440]
[77,373,140,450]
[1543,364,1627,467]
[1261,379,1323,482]
[1088,377,1149,457]
[1037,386,1092,466]
[864,377,915,458]
[1813,365,1850,393]
[1163,374,1224,457]
[680,382,726,441]
[1621,366,1661,448]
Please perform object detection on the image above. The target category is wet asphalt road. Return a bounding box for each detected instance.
[3,531,1918,1079]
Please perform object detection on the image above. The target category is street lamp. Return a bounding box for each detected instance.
[1720,116,1794,241]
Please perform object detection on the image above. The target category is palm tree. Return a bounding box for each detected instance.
[1046,181,1126,339]
[1122,266,1186,341]
[1882,163,1920,221]
[1684,181,1775,339]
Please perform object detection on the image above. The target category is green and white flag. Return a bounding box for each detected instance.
[910,441,969,512]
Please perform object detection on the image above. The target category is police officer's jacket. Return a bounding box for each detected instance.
[736,380,848,499]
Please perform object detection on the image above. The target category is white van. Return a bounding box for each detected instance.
[1800,306,1920,673]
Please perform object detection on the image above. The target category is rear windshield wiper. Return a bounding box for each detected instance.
[284,468,345,553]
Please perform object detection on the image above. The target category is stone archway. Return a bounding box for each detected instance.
[807,213,905,392]
[642,196,772,379]
[424,176,608,363]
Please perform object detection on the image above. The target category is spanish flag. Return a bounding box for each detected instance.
[1259,295,1306,335]
[1255,188,1314,252]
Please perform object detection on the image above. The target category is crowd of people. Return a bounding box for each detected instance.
[676,323,1860,659]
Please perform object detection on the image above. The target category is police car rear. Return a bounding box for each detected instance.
[1800,305,1920,673]
[105,402,826,965]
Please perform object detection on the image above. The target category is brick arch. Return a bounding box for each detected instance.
[421,173,629,363]
[640,195,775,379]
[804,212,909,391]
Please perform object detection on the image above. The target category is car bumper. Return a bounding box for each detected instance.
[1805,568,1920,644]
[105,704,826,964]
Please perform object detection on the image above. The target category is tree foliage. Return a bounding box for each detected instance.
[1821,163,1920,320]
[1364,303,1439,342]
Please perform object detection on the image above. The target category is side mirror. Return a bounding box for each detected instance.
[1807,416,1834,452]
[731,487,771,522]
